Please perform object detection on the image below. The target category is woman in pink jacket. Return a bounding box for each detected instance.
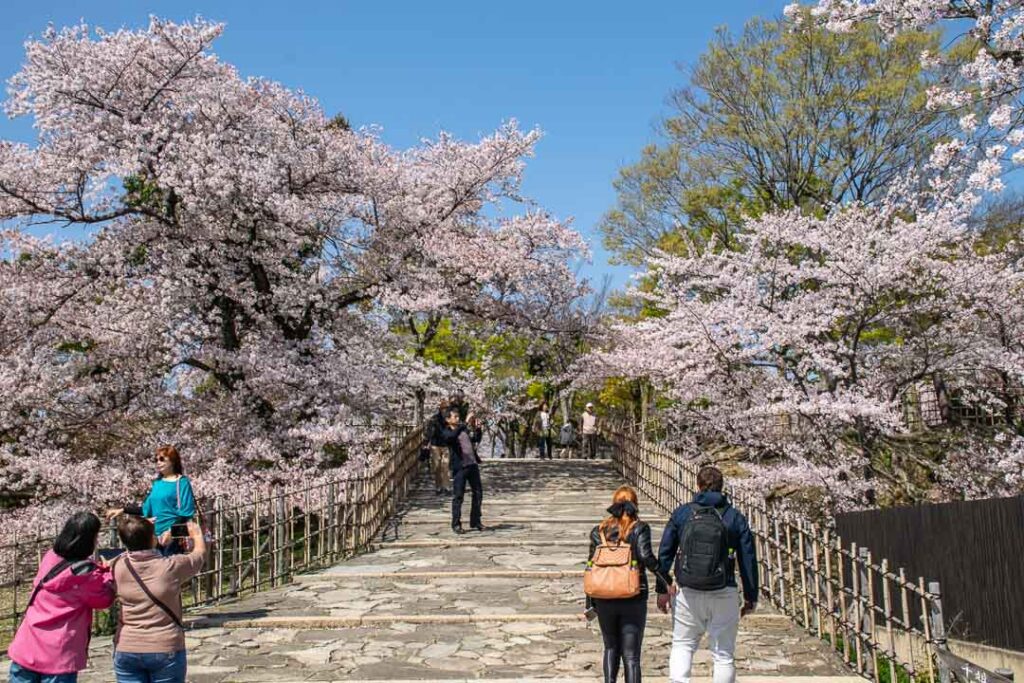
[7,512,115,683]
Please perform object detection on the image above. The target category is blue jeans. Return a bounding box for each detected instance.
[112,650,186,683]
[8,662,77,683]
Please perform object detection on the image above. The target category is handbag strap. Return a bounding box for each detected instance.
[599,522,635,548]
[123,556,184,630]
[26,559,72,608]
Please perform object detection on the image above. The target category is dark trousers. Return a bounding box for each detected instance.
[585,433,598,459]
[594,595,647,683]
[538,435,551,459]
[451,464,482,529]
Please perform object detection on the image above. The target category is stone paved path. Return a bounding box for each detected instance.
[70,460,856,681]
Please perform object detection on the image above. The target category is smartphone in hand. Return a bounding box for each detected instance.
[583,606,597,622]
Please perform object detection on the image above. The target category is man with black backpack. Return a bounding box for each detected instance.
[655,466,758,683]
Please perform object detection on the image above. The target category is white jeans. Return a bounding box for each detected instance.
[669,587,741,683]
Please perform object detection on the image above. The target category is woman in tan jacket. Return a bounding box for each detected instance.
[111,515,205,683]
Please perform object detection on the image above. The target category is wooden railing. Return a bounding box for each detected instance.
[601,424,997,683]
[1,424,423,641]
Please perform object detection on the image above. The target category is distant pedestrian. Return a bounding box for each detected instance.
[425,398,452,495]
[111,516,206,683]
[449,390,469,421]
[656,466,758,683]
[441,409,486,533]
[534,402,552,459]
[7,512,115,683]
[558,420,576,459]
[582,403,599,459]
[584,486,665,683]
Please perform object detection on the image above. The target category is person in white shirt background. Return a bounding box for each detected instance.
[534,402,552,459]
[582,402,598,460]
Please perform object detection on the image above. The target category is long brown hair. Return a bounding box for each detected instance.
[599,485,639,541]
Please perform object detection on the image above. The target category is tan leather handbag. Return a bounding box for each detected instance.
[584,526,641,599]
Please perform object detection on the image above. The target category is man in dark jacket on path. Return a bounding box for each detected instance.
[440,408,485,534]
[655,466,758,683]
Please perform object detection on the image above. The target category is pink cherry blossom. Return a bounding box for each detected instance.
[0,18,588,538]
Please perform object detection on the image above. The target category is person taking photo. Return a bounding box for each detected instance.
[440,408,486,534]
[110,516,205,683]
[7,512,115,683]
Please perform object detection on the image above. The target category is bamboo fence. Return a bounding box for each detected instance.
[0,424,422,641]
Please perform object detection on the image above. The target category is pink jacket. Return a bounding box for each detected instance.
[7,549,115,674]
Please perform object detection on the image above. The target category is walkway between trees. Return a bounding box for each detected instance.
[77,459,855,682]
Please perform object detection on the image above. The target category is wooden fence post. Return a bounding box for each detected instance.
[929,580,951,683]
[275,488,286,585]
[327,480,337,559]
[824,528,838,652]
[252,489,260,591]
[880,559,897,683]
[773,519,786,613]
[852,543,864,675]
[808,524,822,638]
[859,547,877,681]
[214,496,224,601]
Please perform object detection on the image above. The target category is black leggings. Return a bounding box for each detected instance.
[594,595,647,683]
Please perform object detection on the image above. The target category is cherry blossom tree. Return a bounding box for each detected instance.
[586,200,1024,509]
[0,18,587,534]
[584,2,1024,510]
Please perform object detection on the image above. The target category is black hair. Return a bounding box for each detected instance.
[117,514,156,552]
[53,511,102,562]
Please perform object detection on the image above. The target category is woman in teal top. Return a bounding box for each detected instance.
[107,445,196,554]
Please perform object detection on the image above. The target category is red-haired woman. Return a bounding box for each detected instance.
[587,485,664,683]
[106,445,196,555]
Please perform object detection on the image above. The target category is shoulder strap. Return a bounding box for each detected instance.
[26,559,72,608]
[123,556,184,630]
[176,477,181,509]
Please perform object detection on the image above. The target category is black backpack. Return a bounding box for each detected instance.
[675,503,730,590]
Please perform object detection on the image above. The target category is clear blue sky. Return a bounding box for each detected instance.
[0,0,786,290]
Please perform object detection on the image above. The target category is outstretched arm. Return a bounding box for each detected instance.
[735,513,759,608]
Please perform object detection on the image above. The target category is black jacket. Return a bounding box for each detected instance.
[587,520,664,603]
[657,491,759,603]
[440,423,482,472]
[426,410,447,447]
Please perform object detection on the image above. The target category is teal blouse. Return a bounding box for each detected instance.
[141,476,196,536]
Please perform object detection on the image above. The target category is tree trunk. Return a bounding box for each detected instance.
[559,391,574,427]
[640,379,650,442]
[413,388,425,425]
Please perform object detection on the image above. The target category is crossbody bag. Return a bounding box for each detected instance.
[112,554,183,646]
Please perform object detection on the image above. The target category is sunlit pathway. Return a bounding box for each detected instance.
[74,460,856,682]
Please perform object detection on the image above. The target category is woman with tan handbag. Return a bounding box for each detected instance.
[584,485,664,683]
